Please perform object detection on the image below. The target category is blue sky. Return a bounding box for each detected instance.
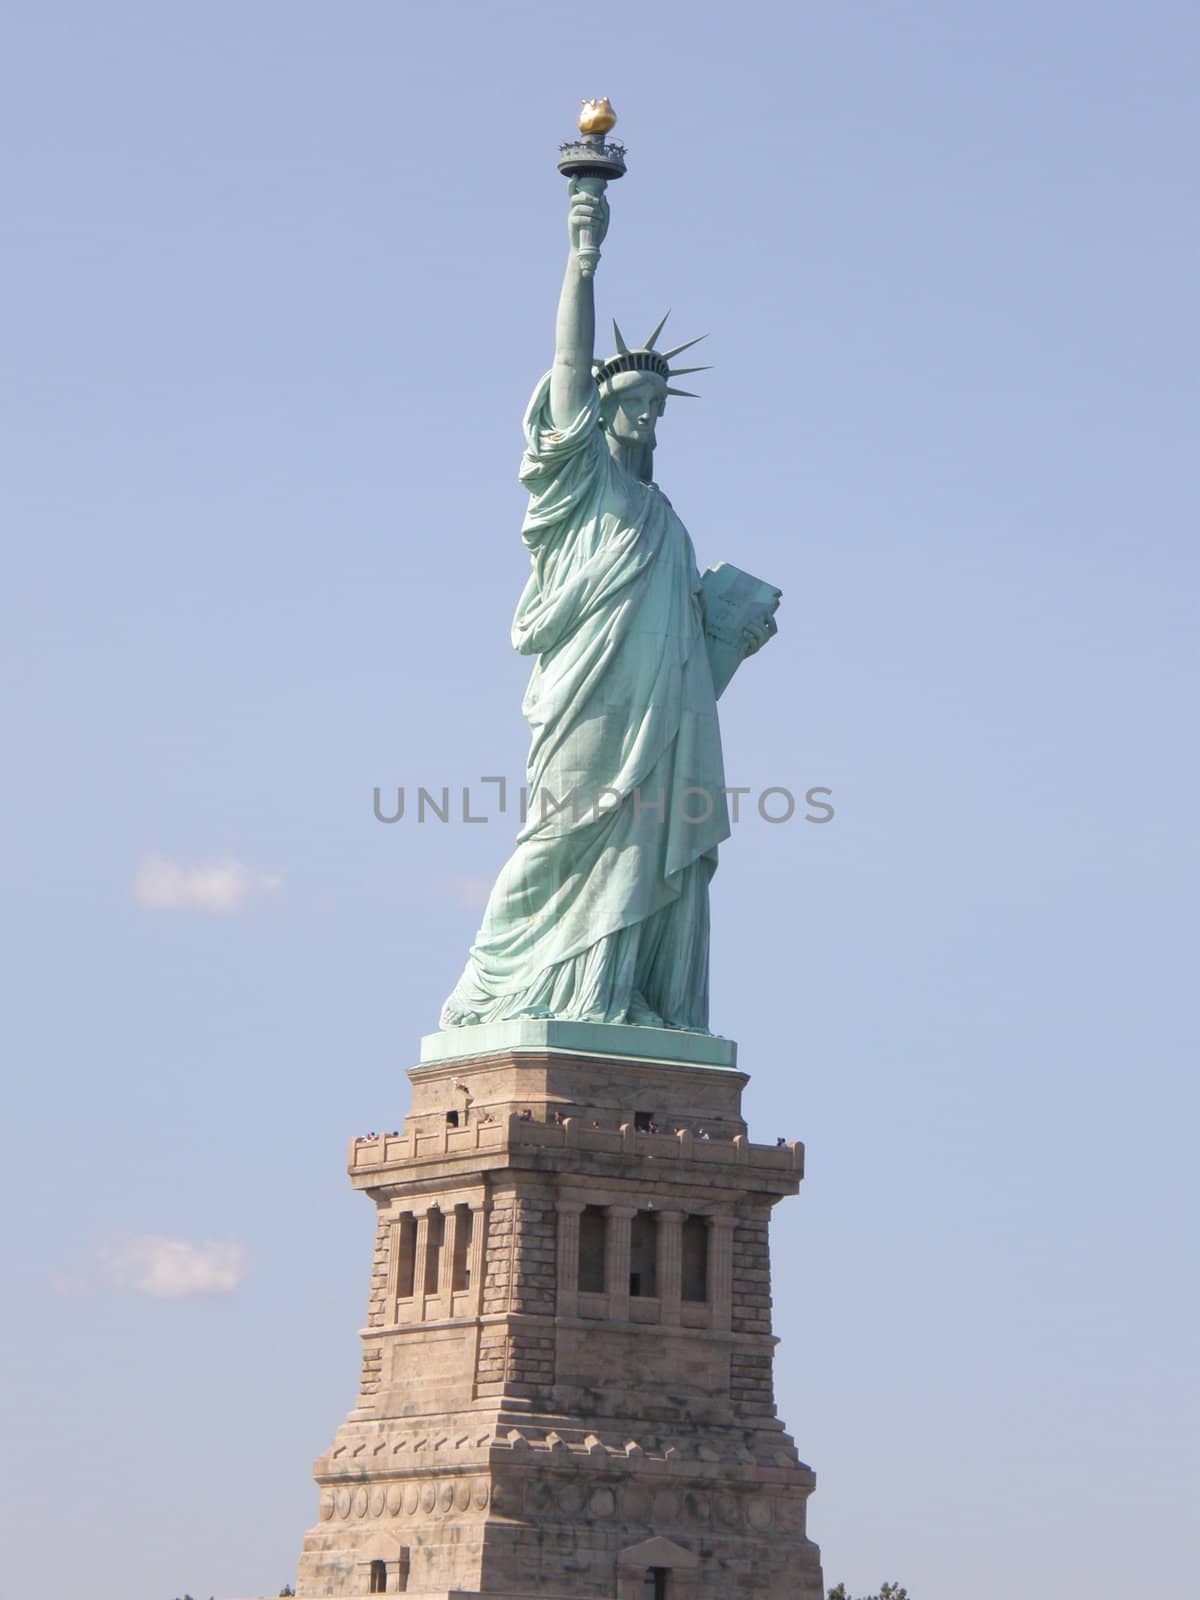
[1,1,1196,1596]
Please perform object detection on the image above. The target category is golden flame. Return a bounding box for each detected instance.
[578,97,617,135]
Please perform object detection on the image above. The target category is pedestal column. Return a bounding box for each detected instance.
[606,1205,637,1322]
[657,1209,685,1325]
[437,1205,457,1301]
[556,1199,585,1317]
[708,1213,736,1332]
[412,1206,432,1314]
[467,1197,488,1314]
[385,1217,404,1323]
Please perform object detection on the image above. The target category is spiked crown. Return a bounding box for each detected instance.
[593,312,710,398]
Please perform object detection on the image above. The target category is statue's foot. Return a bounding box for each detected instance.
[627,994,665,1027]
[439,1002,480,1028]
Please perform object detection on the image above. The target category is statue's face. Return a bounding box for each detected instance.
[602,375,667,449]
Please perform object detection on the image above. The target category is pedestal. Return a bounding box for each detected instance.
[295,1025,823,1599]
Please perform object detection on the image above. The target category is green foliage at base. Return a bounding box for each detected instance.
[828,1583,910,1600]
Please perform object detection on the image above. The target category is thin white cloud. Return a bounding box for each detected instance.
[48,1271,89,1298]
[133,854,282,914]
[439,876,492,910]
[96,1234,250,1299]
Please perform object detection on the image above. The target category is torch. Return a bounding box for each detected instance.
[556,98,627,278]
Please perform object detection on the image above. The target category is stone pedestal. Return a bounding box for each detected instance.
[295,1024,823,1599]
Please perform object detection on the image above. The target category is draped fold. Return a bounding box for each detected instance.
[439,376,728,1030]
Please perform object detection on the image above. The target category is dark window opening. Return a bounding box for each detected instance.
[451,1203,473,1291]
[394,1213,417,1299]
[578,1205,607,1293]
[682,1213,710,1302]
[643,1568,669,1600]
[634,1110,655,1132]
[630,1209,657,1297]
[369,1558,388,1593]
[445,1108,459,1127]
[423,1208,445,1293]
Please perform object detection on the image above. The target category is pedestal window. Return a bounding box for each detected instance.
[629,1209,658,1297]
[450,1204,473,1291]
[578,1204,607,1293]
[393,1214,417,1301]
[681,1214,709,1302]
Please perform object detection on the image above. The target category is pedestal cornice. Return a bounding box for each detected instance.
[419,1017,739,1070]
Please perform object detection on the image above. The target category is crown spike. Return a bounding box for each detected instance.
[643,311,671,350]
[665,387,700,398]
[660,334,707,361]
[611,320,630,357]
[666,365,711,378]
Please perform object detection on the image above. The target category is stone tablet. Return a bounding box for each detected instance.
[701,560,783,697]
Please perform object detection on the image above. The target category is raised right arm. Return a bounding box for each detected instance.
[548,180,610,430]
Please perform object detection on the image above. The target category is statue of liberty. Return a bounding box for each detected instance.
[440,104,778,1035]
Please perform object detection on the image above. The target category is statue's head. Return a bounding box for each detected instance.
[594,314,708,454]
[599,369,668,449]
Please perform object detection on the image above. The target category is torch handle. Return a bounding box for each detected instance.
[572,175,608,279]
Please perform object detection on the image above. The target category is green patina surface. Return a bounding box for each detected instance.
[439,160,778,1043]
[420,1018,738,1071]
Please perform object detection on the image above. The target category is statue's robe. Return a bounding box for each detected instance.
[440,376,729,1030]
